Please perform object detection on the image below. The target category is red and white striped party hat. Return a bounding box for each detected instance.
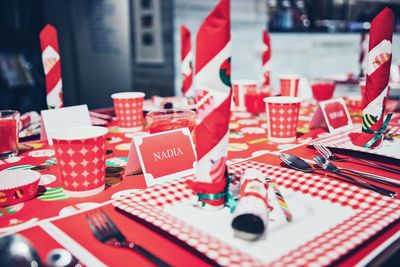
[261,30,272,90]
[181,25,194,97]
[191,0,231,209]
[349,7,394,148]
[358,31,368,78]
[40,24,63,109]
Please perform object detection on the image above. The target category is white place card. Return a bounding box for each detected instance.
[41,105,92,145]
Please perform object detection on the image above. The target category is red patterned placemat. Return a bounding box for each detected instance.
[104,161,400,266]
[317,126,400,160]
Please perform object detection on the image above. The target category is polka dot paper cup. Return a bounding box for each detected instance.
[264,96,302,143]
[111,92,145,130]
[0,169,41,206]
[51,126,108,197]
[279,75,301,97]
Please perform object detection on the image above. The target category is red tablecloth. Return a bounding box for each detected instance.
[1,100,399,266]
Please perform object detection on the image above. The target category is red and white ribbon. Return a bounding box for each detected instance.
[181,25,194,97]
[261,30,271,90]
[40,24,63,109]
[359,31,368,78]
[193,0,232,208]
[349,7,394,148]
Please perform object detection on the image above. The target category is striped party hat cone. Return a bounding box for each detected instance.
[349,7,394,148]
[40,24,64,109]
[261,30,272,91]
[181,25,194,97]
[190,0,232,209]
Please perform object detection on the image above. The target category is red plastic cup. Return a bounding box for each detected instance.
[232,80,257,110]
[111,92,145,130]
[51,126,108,197]
[0,110,19,158]
[146,109,196,134]
[311,81,336,101]
[244,90,271,115]
[280,75,301,97]
[264,96,302,143]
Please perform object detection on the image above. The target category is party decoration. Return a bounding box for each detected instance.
[181,25,194,97]
[231,168,270,241]
[261,30,272,90]
[349,8,394,148]
[192,0,232,209]
[359,31,368,77]
[40,24,63,109]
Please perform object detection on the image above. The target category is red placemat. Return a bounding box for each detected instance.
[317,126,400,160]
[113,161,400,266]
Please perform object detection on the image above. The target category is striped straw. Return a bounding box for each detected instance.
[266,178,293,222]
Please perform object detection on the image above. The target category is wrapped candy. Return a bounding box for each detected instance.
[231,168,269,241]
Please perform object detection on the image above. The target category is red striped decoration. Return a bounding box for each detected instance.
[209,157,227,181]
[261,30,271,89]
[192,0,232,208]
[180,25,193,96]
[359,31,368,77]
[40,24,63,109]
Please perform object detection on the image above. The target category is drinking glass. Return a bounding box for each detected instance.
[146,109,196,134]
[0,110,20,158]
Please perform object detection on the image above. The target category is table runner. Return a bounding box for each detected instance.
[1,103,399,266]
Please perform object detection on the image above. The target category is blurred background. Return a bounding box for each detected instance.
[1,0,400,113]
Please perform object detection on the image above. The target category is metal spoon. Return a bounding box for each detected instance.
[312,155,400,188]
[280,153,316,173]
[314,155,396,198]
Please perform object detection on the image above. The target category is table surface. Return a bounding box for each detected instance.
[1,98,399,267]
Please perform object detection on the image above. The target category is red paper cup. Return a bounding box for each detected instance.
[264,96,302,143]
[232,80,257,110]
[51,126,108,197]
[111,92,145,130]
[146,109,196,134]
[279,75,301,97]
[311,81,336,101]
[0,169,41,206]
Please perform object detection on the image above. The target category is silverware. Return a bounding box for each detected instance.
[279,153,396,197]
[313,154,400,188]
[313,143,400,175]
[86,209,171,267]
[314,155,396,198]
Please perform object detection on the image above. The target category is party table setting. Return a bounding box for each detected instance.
[1,1,400,266]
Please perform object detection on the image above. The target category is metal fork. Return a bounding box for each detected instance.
[314,143,400,175]
[86,209,171,267]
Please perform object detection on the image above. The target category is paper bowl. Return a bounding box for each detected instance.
[0,170,41,206]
